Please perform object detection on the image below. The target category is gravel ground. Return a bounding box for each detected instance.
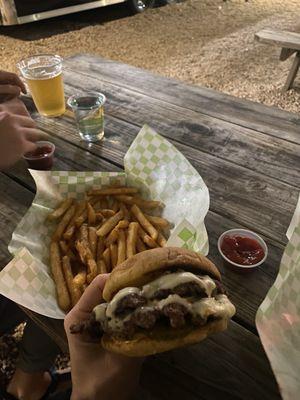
[0,0,299,386]
[0,0,299,112]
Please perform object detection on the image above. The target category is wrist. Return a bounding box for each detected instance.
[71,388,98,400]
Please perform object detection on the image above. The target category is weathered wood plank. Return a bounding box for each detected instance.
[0,179,280,399]
[280,48,296,61]
[23,107,298,246]
[206,211,284,331]
[64,54,300,143]
[0,56,291,397]
[255,29,300,51]
[55,75,300,188]
[140,321,280,400]
[283,52,300,91]
[6,132,122,190]
[0,173,33,268]
[6,118,285,330]
[0,0,18,25]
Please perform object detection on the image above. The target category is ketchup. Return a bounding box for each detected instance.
[221,235,265,266]
[24,144,54,170]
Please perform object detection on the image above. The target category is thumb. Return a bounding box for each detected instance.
[65,274,109,330]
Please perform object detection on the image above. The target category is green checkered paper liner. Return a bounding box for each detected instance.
[0,125,209,318]
[256,195,300,400]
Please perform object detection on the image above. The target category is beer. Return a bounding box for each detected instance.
[17,55,65,117]
[25,71,65,117]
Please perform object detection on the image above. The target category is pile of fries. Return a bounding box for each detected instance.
[48,186,172,312]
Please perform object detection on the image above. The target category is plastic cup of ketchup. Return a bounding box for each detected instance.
[217,229,268,272]
[23,141,55,170]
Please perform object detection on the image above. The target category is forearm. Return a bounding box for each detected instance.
[70,367,140,400]
[68,342,142,400]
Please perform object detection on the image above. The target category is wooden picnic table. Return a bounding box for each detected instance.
[1,54,300,399]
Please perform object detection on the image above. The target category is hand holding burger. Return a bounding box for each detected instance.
[71,247,236,357]
[64,274,143,400]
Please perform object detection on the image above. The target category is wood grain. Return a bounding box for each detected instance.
[255,29,300,51]
[64,54,300,143]
[5,133,285,330]
[0,173,33,268]
[0,0,18,25]
[280,48,296,61]
[206,211,284,331]
[57,73,300,188]
[1,55,297,396]
[21,102,298,246]
[140,321,280,400]
[7,132,122,190]
[283,52,300,91]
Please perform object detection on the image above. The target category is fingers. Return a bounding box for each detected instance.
[23,140,37,155]
[23,128,43,142]
[0,70,27,93]
[0,84,21,97]
[13,114,36,128]
[14,76,27,94]
[72,274,109,315]
[0,97,30,116]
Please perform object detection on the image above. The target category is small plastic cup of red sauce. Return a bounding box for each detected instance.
[217,229,268,272]
[23,141,55,170]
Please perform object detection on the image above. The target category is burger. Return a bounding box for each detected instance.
[72,247,236,357]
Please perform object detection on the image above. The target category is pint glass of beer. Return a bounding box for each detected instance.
[17,54,65,117]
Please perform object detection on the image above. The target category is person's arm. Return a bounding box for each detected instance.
[0,98,41,170]
[64,275,143,400]
[0,70,26,100]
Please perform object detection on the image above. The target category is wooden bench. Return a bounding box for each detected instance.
[255,29,300,91]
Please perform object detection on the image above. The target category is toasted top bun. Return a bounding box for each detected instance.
[103,247,221,302]
[101,318,227,357]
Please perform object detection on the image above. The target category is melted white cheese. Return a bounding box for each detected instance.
[156,294,192,311]
[142,272,216,298]
[93,273,235,332]
[93,303,107,322]
[106,287,141,318]
[192,294,236,320]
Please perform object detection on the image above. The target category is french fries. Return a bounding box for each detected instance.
[144,214,171,229]
[115,195,164,209]
[131,204,158,240]
[97,259,107,274]
[47,198,74,221]
[137,236,147,252]
[97,236,105,260]
[88,227,98,259]
[110,243,118,269]
[96,210,123,237]
[138,224,159,248]
[103,247,111,272]
[87,202,97,225]
[50,242,71,312]
[48,185,171,312]
[64,200,86,240]
[117,230,126,265]
[106,220,129,246]
[127,222,139,258]
[73,269,87,287]
[52,205,76,241]
[87,259,97,284]
[88,187,138,196]
[62,256,82,307]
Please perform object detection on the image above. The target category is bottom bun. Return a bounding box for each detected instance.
[101,318,227,357]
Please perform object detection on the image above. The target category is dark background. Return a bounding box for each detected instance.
[14,1,99,17]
